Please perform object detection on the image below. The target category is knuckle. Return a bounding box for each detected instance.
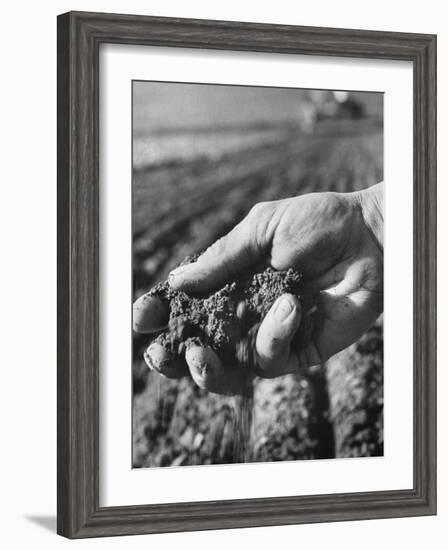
[248,201,271,219]
[246,201,274,251]
[202,236,228,261]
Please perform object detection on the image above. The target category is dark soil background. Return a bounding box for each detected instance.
[132,82,384,468]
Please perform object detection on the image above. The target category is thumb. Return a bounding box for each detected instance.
[168,217,260,293]
[255,294,301,378]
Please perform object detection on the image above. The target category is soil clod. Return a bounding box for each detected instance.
[144,256,316,390]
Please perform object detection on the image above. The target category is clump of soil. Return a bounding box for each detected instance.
[147,256,316,372]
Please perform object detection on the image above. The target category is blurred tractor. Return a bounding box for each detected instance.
[297,90,366,132]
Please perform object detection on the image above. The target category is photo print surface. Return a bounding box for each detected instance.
[132,81,384,468]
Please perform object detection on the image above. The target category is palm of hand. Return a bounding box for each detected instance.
[255,192,383,367]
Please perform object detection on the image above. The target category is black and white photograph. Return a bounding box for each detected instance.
[132,81,384,468]
[0,1,440,544]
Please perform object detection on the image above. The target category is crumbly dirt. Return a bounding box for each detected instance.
[147,256,316,372]
[326,322,383,457]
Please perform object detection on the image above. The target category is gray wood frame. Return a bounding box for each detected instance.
[57,10,437,538]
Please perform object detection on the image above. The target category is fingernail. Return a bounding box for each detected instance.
[143,350,155,371]
[273,295,295,322]
[168,264,193,284]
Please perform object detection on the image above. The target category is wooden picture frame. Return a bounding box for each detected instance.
[57,10,437,538]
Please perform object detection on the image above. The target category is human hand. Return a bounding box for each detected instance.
[133,183,383,393]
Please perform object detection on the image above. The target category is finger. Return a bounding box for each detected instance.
[133,294,169,333]
[185,345,247,395]
[314,286,380,363]
[168,217,259,294]
[144,342,189,379]
[255,293,302,378]
[310,260,350,292]
[314,257,374,296]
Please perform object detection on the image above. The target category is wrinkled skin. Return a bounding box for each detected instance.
[133,184,383,395]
